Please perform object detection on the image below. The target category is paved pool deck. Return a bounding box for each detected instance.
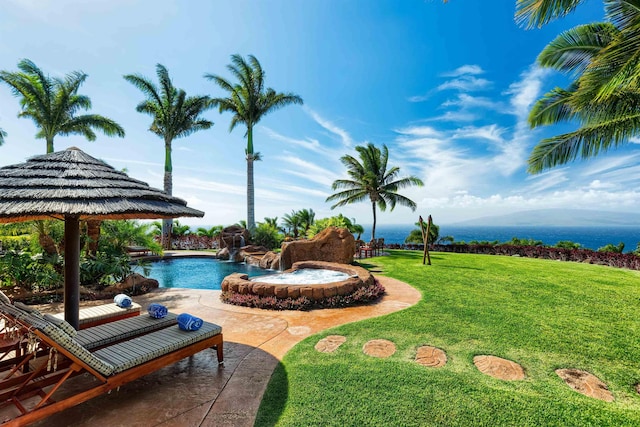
[27,251,421,427]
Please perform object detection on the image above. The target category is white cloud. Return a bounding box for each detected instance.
[441,94,503,111]
[277,155,338,187]
[260,126,327,155]
[504,65,551,118]
[441,65,485,77]
[587,179,614,190]
[395,126,444,138]
[423,111,478,122]
[303,106,354,148]
[407,94,430,103]
[452,124,505,144]
[437,76,492,92]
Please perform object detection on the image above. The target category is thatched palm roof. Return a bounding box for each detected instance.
[0,147,204,222]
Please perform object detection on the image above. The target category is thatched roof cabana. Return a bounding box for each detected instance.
[0,147,204,328]
[0,147,203,222]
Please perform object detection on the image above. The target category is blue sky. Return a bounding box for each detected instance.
[0,0,629,228]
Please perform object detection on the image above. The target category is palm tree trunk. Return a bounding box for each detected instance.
[162,139,173,249]
[247,126,255,230]
[371,202,377,241]
[86,219,101,256]
[46,137,54,154]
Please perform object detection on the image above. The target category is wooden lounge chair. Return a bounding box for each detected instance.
[0,305,223,426]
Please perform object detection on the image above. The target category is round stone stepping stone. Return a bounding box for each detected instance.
[415,346,447,368]
[363,339,396,358]
[314,335,347,353]
[473,355,525,381]
[555,369,614,402]
[635,383,640,395]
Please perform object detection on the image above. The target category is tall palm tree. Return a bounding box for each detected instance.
[0,59,125,153]
[205,54,303,230]
[326,143,424,241]
[124,64,214,249]
[526,7,640,173]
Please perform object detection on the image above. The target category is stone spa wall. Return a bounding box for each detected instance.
[221,261,374,302]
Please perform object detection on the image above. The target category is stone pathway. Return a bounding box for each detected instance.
[556,369,614,402]
[473,355,526,381]
[315,338,620,402]
[362,339,396,358]
[415,346,447,368]
[315,335,347,353]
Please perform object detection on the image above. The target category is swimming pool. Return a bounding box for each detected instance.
[145,257,271,290]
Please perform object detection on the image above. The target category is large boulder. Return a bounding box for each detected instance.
[279,227,355,270]
[217,247,230,260]
[118,273,159,294]
[220,225,250,249]
[259,251,280,270]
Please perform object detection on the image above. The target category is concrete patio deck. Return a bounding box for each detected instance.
[21,253,420,427]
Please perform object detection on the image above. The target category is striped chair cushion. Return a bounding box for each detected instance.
[93,321,222,373]
[52,302,142,326]
[76,313,178,349]
[19,313,115,376]
[0,291,11,305]
[43,314,77,337]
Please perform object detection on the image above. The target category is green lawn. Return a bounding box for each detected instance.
[256,250,640,427]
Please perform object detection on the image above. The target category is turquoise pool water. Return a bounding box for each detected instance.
[146,257,271,290]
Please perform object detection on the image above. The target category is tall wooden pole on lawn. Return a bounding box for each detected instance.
[419,215,432,265]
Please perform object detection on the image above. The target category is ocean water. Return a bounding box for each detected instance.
[364,224,640,252]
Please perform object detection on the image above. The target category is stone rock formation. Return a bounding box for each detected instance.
[216,247,230,260]
[279,227,355,270]
[259,251,280,270]
[220,225,250,249]
[119,273,159,292]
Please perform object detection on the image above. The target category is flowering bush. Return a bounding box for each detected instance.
[220,280,386,310]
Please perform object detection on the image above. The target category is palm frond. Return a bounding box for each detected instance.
[529,84,579,127]
[515,0,586,29]
[538,23,619,75]
[528,111,640,173]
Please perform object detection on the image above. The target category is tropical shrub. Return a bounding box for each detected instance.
[598,242,625,253]
[555,240,583,249]
[0,235,31,252]
[0,251,62,291]
[251,223,283,250]
[307,214,362,239]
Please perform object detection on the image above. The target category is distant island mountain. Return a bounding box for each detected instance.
[451,209,640,227]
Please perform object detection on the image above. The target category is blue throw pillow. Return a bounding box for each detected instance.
[177,313,203,331]
[114,294,132,308]
[147,303,168,319]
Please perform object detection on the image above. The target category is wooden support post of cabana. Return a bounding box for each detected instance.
[64,215,80,330]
